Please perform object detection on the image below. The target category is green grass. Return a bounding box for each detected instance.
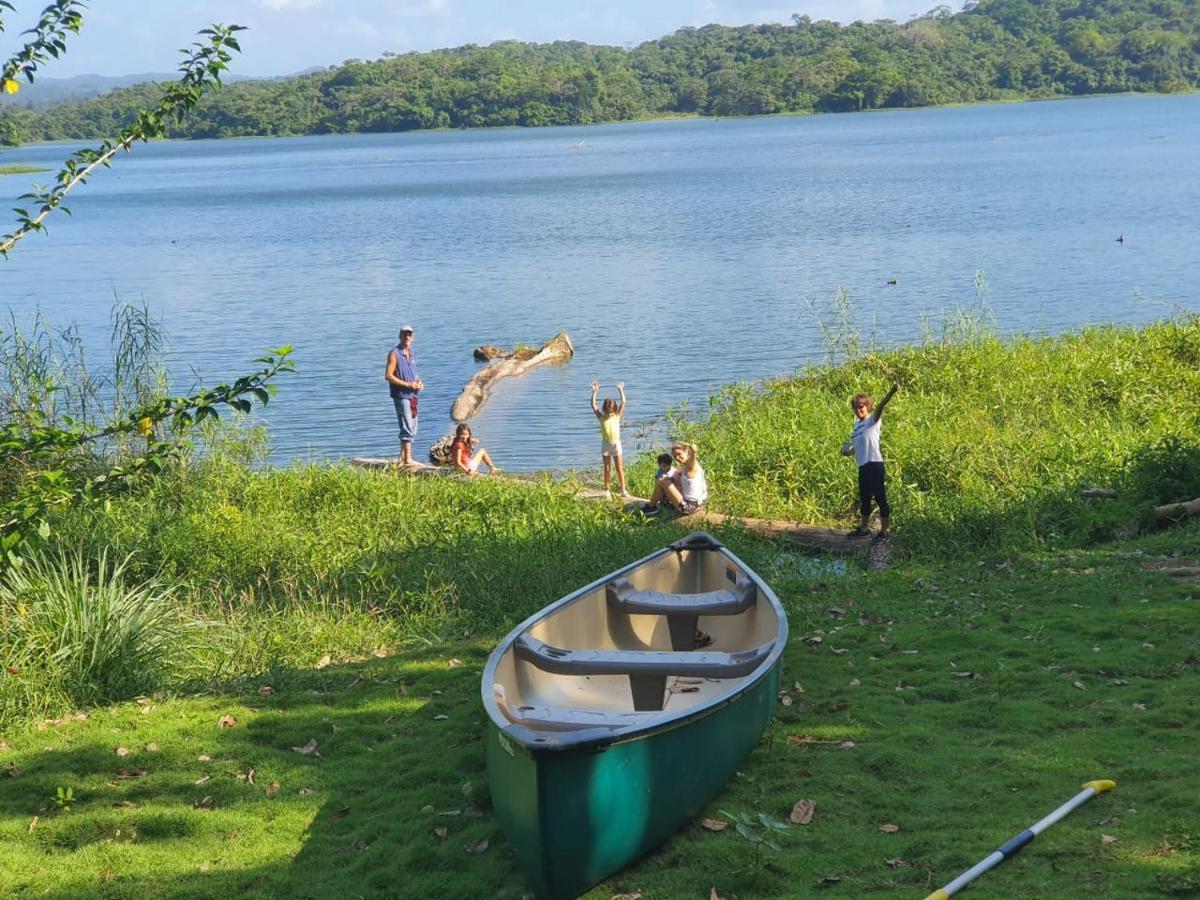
[0,165,49,176]
[4,319,1200,896]
[1,522,1198,898]
[649,316,1200,554]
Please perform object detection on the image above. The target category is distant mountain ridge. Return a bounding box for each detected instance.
[2,0,1197,144]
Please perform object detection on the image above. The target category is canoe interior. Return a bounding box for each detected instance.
[490,541,781,735]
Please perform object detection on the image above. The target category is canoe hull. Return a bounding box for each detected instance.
[488,655,782,899]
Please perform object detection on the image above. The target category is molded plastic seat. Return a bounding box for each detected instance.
[514,634,772,678]
[605,576,755,616]
[513,634,775,711]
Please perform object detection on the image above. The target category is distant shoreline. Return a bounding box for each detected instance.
[9,89,1196,152]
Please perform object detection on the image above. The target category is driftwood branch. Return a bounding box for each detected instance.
[451,332,573,422]
[1081,488,1118,499]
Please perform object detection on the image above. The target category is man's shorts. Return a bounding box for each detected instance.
[393,394,418,443]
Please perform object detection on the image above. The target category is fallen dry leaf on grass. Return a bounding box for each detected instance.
[817,875,842,885]
[4,763,19,778]
[115,768,148,779]
[115,746,129,757]
[433,826,448,840]
[448,658,464,668]
[144,743,158,752]
[257,685,274,696]
[27,816,37,833]
[701,818,728,832]
[1073,681,1086,691]
[849,679,861,688]
[790,799,816,825]
[610,892,642,900]
[779,693,793,706]
[291,738,319,754]
[1132,703,1147,711]
[1101,834,1118,845]
[195,795,215,810]
[266,781,280,797]
[197,754,211,763]
[796,769,812,778]
[330,805,351,820]
[879,823,900,833]
[434,714,449,721]
[462,782,473,797]
[314,655,332,670]
[839,741,856,751]
[298,788,314,796]
[465,838,489,854]
[710,889,728,900]
[885,857,908,868]
[194,774,210,786]
[217,715,237,729]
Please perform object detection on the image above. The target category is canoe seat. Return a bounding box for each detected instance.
[496,699,659,733]
[514,634,774,711]
[606,575,756,650]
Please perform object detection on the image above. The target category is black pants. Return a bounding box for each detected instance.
[858,461,890,519]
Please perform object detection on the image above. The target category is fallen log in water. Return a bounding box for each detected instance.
[451,332,574,422]
[1153,496,1200,522]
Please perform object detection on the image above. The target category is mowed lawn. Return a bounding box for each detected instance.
[2,522,1198,899]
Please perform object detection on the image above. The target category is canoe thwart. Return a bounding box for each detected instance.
[605,576,756,618]
[606,575,756,650]
[514,635,775,710]
[514,634,773,678]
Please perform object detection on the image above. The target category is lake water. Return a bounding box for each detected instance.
[1,94,1197,470]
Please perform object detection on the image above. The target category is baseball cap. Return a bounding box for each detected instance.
[399,325,415,335]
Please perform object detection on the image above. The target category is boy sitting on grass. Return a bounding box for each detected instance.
[841,382,899,541]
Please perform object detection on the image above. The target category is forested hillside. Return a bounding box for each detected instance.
[2,0,1196,144]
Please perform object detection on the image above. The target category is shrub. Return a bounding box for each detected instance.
[0,549,206,709]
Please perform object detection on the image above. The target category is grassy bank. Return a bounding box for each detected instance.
[3,318,1200,896]
[1,522,1198,898]
[657,316,1200,553]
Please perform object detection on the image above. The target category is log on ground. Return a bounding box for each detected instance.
[675,509,875,556]
[451,332,574,422]
[1153,496,1200,522]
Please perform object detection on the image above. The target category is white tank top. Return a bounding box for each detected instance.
[680,465,708,504]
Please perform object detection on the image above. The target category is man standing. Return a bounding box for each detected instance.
[385,325,423,466]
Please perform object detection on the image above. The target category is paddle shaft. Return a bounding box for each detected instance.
[922,780,1116,900]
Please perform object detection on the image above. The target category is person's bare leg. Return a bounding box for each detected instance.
[647,478,670,506]
[664,482,684,510]
[400,442,413,466]
[615,456,628,496]
[602,455,612,493]
[474,449,497,473]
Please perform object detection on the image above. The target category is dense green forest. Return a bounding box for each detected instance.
[2,0,1197,144]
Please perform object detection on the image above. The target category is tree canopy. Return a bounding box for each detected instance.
[2,0,1198,144]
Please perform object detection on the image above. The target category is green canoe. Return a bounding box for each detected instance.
[482,532,788,899]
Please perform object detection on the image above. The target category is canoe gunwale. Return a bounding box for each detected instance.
[482,531,788,755]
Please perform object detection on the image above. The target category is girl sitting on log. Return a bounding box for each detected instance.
[450,424,500,477]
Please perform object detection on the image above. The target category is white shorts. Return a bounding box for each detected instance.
[601,439,622,458]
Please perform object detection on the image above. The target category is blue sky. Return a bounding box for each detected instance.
[8,1,951,78]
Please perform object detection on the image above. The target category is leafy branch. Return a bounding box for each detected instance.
[0,21,245,257]
[0,0,86,89]
[1,346,294,567]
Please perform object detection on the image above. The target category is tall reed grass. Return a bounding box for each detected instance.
[0,550,207,722]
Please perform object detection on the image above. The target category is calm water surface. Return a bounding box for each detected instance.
[2,94,1197,470]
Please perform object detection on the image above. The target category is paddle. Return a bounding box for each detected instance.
[922,779,1116,899]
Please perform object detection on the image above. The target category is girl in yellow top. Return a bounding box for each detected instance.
[590,380,628,498]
